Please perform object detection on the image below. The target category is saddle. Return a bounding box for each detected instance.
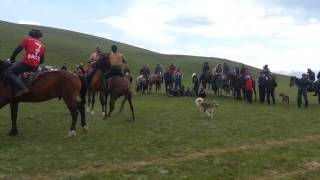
[20,72,42,87]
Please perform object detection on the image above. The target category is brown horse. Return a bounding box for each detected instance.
[96,53,135,121]
[148,73,163,93]
[86,67,106,115]
[0,59,87,137]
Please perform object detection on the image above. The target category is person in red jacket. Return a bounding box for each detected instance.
[5,29,46,97]
[245,75,254,103]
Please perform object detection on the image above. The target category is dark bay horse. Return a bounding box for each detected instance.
[0,60,87,137]
[149,73,163,93]
[199,71,212,89]
[96,53,135,121]
[230,74,257,101]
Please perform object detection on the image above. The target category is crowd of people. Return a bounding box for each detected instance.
[7,29,315,109]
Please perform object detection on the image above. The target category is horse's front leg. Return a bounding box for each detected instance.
[8,102,19,136]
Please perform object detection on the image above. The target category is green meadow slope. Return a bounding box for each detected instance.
[0,20,262,81]
[1,21,320,180]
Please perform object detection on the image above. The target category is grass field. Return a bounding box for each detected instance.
[0,21,320,179]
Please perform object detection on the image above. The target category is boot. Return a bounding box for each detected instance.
[6,73,29,97]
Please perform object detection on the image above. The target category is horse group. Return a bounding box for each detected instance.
[135,73,163,95]
[197,71,256,100]
[0,53,135,137]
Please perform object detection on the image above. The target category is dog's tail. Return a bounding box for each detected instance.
[195,97,204,106]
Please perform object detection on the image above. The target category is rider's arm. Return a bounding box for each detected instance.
[10,45,23,63]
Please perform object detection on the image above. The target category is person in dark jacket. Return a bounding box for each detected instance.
[258,72,267,103]
[223,63,230,75]
[294,74,312,108]
[307,68,315,82]
[266,75,277,105]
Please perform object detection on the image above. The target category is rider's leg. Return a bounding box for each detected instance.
[5,62,34,97]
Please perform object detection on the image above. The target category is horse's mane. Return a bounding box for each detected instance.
[0,59,11,79]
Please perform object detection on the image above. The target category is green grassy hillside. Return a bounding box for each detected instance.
[0,20,319,180]
[0,20,263,81]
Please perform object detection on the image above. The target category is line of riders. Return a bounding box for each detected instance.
[3,29,319,109]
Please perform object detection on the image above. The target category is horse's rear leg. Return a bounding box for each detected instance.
[127,92,135,121]
[105,95,117,119]
[90,92,95,115]
[119,97,127,113]
[63,98,79,137]
[99,92,106,116]
[8,102,19,136]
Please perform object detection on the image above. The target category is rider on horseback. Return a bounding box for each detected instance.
[5,29,46,97]
[222,63,230,75]
[104,45,128,82]
[85,46,102,84]
[154,64,163,74]
[214,64,223,79]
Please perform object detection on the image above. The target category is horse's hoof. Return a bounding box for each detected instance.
[102,112,106,116]
[7,130,18,137]
[82,125,89,133]
[90,111,95,115]
[68,130,77,137]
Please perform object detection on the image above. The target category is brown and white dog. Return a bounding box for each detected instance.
[279,93,290,105]
[195,97,219,119]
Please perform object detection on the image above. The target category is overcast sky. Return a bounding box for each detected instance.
[1,0,320,73]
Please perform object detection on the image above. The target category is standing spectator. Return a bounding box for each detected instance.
[293,74,312,108]
[266,75,277,105]
[245,75,254,103]
[60,63,67,71]
[175,68,183,89]
[258,72,267,103]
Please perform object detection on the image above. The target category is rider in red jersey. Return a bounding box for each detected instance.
[6,29,46,97]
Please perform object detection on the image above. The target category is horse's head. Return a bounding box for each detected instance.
[289,76,295,87]
[0,59,11,79]
[96,53,111,72]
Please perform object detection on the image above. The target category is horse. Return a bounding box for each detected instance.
[199,71,212,89]
[290,76,320,104]
[163,71,174,94]
[0,59,87,137]
[96,53,135,121]
[135,75,149,95]
[230,74,257,101]
[86,65,106,115]
[149,73,163,93]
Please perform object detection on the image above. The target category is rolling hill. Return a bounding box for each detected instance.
[0,20,263,81]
